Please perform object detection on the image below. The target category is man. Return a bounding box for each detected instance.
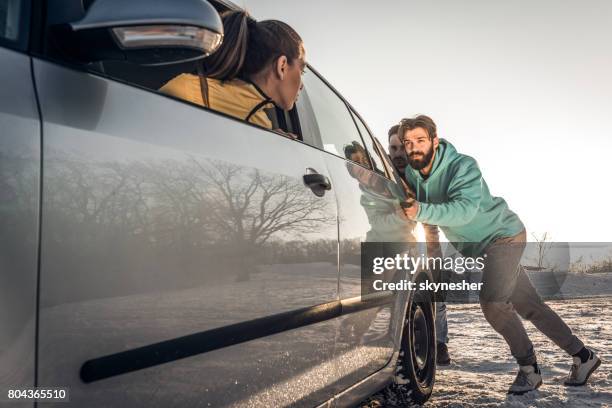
[398,115,601,394]
[388,124,452,366]
[388,124,409,175]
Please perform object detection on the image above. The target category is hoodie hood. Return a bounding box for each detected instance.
[405,139,457,202]
[406,139,456,183]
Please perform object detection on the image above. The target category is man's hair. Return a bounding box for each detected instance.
[388,124,399,141]
[398,115,437,141]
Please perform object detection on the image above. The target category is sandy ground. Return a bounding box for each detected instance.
[361,297,611,407]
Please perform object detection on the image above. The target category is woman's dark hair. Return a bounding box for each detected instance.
[201,10,303,81]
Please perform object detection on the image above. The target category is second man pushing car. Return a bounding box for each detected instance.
[387,124,452,366]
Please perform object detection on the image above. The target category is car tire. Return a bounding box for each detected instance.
[395,286,436,404]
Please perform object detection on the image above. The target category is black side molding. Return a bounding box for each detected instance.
[80,291,394,383]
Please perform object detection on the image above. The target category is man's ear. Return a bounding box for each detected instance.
[433,136,440,150]
[275,55,288,80]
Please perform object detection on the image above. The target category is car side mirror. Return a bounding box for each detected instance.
[51,0,223,66]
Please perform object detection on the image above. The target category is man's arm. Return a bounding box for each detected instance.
[423,223,443,258]
[423,223,447,285]
[406,158,483,227]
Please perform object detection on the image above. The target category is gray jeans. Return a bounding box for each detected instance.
[435,302,448,345]
[479,230,584,366]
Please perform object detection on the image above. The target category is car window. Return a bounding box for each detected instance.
[84,60,299,139]
[301,68,372,169]
[294,87,322,147]
[350,110,387,177]
[0,0,22,43]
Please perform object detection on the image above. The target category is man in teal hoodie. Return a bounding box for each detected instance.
[398,115,600,395]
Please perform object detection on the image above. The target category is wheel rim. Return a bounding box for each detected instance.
[397,293,436,394]
[412,304,430,373]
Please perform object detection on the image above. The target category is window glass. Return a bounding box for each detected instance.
[350,110,387,176]
[294,87,322,147]
[301,69,371,169]
[99,60,295,136]
[0,0,21,41]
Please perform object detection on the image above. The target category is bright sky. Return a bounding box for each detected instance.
[244,0,612,242]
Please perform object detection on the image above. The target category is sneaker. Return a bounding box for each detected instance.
[436,343,451,366]
[508,365,542,395]
[564,349,601,386]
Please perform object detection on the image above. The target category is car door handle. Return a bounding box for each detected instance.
[303,168,332,197]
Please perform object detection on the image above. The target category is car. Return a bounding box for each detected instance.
[0,0,437,406]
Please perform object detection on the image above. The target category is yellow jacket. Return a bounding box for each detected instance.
[159,74,274,129]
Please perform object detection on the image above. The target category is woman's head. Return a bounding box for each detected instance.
[202,10,306,110]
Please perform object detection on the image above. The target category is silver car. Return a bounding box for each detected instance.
[0,0,437,406]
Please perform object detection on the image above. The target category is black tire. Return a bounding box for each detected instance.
[395,288,436,404]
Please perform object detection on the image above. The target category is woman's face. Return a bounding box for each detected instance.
[276,44,306,110]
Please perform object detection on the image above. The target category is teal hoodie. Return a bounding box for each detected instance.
[404,139,524,256]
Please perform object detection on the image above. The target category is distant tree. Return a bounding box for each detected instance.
[531,231,553,270]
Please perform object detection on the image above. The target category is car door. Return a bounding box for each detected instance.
[297,68,418,394]
[32,51,343,408]
[0,1,39,407]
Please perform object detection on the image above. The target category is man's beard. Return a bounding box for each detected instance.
[407,146,434,170]
[392,156,407,172]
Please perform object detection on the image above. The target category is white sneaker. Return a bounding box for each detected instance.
[564,349,601,386]
[508,365,542,395]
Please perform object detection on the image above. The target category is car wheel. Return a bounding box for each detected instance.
[395,287,436,404]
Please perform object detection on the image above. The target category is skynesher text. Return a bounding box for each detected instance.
[372,279,484,292]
